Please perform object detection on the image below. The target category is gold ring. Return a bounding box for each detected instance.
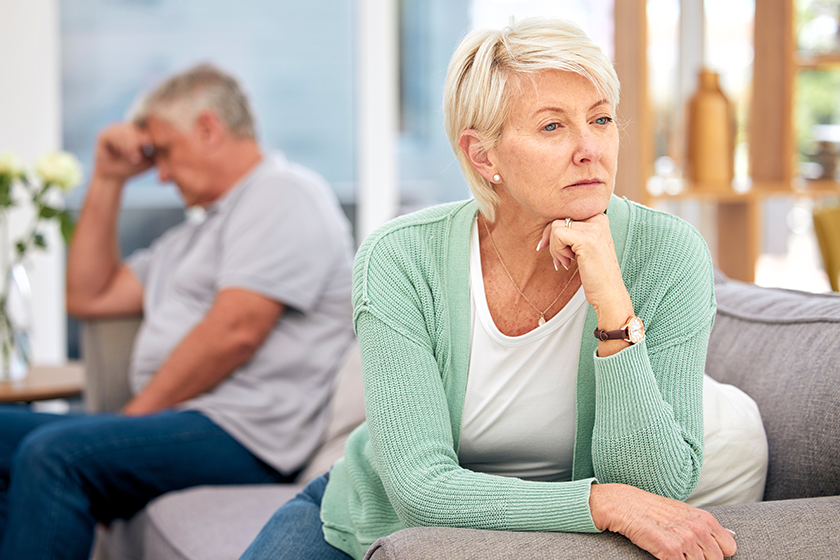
[565,217,573,229]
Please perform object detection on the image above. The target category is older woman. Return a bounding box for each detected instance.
[241,18,738,560]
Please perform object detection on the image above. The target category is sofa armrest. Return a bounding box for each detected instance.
[366,527,647,560]
[705,496,840,559]
[365,496,840,560]
[81,316,142,413]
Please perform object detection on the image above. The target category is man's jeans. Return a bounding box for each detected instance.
[239,474,353,560]
[0,407,292,560]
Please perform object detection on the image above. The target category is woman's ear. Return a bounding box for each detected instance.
[458,130,497,182]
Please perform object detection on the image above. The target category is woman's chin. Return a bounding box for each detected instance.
[557,194,611,222]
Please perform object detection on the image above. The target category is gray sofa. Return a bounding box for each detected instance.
[86,274,840,560]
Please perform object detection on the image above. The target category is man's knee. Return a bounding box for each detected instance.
[12,422,83,479]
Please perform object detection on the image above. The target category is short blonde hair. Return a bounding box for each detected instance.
[131,64,257,139]
[443,18,619,220]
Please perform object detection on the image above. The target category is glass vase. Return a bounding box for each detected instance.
[0,263,32,382]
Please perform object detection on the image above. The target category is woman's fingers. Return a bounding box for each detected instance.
[547,214,630,316]
[537,223,552,252]
[709,525,737,558]
[540,221,575,270]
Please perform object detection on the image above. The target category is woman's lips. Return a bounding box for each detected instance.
[566,179,603,188]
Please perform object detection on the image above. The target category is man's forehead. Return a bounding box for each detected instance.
[144,115,185,143]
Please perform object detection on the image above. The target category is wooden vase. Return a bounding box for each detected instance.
[687,69,734,192]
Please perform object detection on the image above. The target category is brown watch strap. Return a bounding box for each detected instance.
[594,316,645,344]
[593,327,627,341]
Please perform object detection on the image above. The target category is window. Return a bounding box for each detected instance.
[62,0,356,208]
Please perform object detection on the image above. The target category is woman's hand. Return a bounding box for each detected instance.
[539,214,635,355]
[590,484,737,560]
[539,213,628,315]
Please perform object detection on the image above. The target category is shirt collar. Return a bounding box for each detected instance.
[203,154,283,216]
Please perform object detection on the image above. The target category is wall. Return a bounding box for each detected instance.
[0,0,66,365]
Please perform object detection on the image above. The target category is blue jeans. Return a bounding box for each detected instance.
[0,407,294,560]
[240,474,353,560]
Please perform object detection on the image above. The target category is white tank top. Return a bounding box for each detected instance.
[459,218,588,482]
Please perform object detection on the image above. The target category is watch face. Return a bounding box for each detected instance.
[627,317,645,343]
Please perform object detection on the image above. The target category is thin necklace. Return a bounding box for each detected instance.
[481,215,579,327]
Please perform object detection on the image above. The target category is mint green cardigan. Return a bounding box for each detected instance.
[321,196,716,559]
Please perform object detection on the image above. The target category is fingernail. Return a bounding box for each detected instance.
[726,529,736,536]
[562,262,569,271]
[536,240,542,252]
[553,257,559,271]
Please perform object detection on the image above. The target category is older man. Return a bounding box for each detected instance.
[0,65,354,560]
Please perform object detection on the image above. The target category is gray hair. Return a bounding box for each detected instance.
[443,18,620,221]
[131,64,257,139]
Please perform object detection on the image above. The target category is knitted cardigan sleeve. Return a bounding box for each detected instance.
[587,203,715,500]
[350,211,599,536]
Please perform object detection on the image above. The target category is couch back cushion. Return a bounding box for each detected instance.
[297,341,365,483]
[706,280,840,501]
[82,316,142,413]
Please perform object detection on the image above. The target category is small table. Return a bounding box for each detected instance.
[0,362,85,403]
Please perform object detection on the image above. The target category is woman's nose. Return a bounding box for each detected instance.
[574,129,602,165]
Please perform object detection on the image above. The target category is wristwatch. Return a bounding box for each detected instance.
[594,316,645,344]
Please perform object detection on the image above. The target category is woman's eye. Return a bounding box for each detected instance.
[544,123,558,131]
[594,116,613,125]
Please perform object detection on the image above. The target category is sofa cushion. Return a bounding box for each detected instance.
[143,484,302,560]
[706,280,840,501]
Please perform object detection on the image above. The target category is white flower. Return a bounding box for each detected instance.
[0,152,26,180]
[35,151,83,191]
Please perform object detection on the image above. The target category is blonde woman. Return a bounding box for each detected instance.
[242,18,737,560]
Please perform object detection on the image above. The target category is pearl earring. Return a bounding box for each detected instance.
[492,174,501,182]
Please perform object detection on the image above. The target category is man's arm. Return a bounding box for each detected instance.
[66,123,153,318]
[122,288,285,416]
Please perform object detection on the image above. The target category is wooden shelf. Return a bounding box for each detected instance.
[647,176,840,285]
[637,1,837,286]
[649,189,752,202]
[648,179,840,203]
[795,179,840,195]
[796,52,840,69]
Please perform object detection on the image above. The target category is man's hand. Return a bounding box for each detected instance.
[93,123,154,185]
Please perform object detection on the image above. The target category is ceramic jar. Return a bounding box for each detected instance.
[687,69,734,191]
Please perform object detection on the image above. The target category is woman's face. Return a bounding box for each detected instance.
[488,70,619,223]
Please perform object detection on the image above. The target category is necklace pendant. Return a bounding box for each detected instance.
[538,315,546,326]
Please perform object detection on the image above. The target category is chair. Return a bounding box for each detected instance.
[813,202,840,291]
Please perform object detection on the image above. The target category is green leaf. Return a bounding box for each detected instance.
[0,181,12,207]
[33,233,47,249]
[38,205,60,219]
[15,242,26,255]
[59,212,76,244]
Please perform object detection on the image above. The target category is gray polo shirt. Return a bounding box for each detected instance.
[127,153,355,474]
